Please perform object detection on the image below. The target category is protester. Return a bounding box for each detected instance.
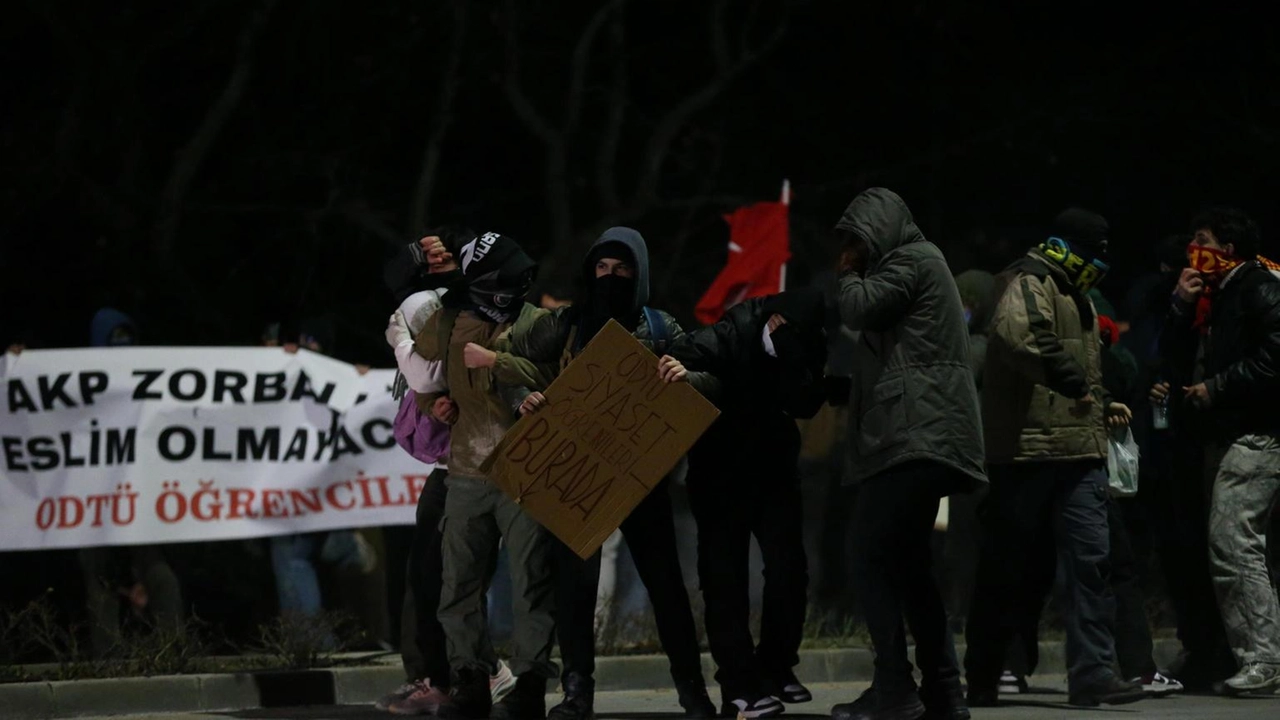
[479,227,716,720]
[1156,206,1280,695]
[1139,236,1237,690]
[965,208,1143,708]
[945,270,997,633]
[661,286,827,719]
[79,308,186,656]
[267,320,378,630]
[417,231,557,720]
[820,188,985,720]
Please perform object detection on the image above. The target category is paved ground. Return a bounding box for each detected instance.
[58,678,1279,720]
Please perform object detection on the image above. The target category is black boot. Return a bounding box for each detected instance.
[675,679,717,718]
[547,672,595,720]
[1068,675,1145,707]
[492,673,549,720]
[831,687,925,720]
[918,681,969,720]
[440,667,492,720]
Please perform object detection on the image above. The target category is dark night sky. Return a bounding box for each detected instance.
[2,1,1277,363]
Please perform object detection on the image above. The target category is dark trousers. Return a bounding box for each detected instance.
[556,479,704,687]
[851,461,962,695]
[966,461,1116,690]
[687,460,808,699]
[1109,500,1157,679]
[400,468,451,686]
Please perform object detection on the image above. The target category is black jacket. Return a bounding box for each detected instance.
[1162,261,1280,441]
[670,296,827,462]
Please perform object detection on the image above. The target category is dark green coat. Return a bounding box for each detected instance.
[836,188,986,487]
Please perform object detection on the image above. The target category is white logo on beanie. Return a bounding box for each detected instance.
[460,232,500,273]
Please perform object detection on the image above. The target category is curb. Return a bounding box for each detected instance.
[0,639,1182,719]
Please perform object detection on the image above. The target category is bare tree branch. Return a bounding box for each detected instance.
[565,1,617,136]
[595,1,628,218]
[151,0,278,261]
[659,134,729,294]
[502,0,559,145]
[408,0,470,234]
[625,4,787,218]
[710,0,733,72]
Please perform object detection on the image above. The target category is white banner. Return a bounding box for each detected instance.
[0,348,434,551]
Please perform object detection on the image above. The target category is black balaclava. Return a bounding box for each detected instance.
[455,231,537,323]
[761,287,828,363]
[579,242,639,344]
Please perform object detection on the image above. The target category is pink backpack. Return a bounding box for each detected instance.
[393,390,450,464]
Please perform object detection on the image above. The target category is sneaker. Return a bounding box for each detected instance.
[996,670,1026,694]
[765,670,812,704]
[377,682,420,711]
[675,679,717,718]
[491,674,548,720]
[1133,671,1184,696]
[547,672,594,720]
[1067,675,1146,707]
[1221,662,1280,695]
[440,667,492,720]
[723,694,784,719]
[390,680,451,716]
[831,687,925,720]
[491,660,518,704]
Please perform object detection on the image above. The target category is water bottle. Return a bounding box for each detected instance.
[1152,376,1170,430]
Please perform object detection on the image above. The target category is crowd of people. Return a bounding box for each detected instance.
[371,189,1280,720]
[5,188,1279,720]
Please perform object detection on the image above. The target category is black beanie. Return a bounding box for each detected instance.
[1052,207,1110,256]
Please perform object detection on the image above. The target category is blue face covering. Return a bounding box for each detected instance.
[963,308,973,326]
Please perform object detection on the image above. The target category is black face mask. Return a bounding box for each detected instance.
[589,274,636,322]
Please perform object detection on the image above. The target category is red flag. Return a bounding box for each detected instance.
[695,201,791,325]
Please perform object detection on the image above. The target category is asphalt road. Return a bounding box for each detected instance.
[61,678,1279,720]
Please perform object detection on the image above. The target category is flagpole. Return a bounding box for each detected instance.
[779,179,790,291]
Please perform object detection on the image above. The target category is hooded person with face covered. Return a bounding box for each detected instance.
[477,227,717,720]
[412,231,559,720]
[826,189,985,720]
[658,286,828,719]
[966,207,1143,711]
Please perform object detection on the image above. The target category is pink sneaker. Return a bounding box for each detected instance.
[389,679,450,715]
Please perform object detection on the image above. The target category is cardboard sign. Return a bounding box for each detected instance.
[481,319,719,558]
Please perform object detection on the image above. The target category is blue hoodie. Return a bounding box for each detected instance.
[89,308,137,347]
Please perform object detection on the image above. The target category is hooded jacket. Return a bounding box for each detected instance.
[496,227,717,397]
[89,308,137,347]
[983,248,1108,463]
[836,188,985,487]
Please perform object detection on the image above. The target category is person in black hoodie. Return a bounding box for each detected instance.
[661,288,828,719]
[1158,206,1280,695]
[482,227,717,720]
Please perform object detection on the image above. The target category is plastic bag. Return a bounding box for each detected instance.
[1106,427,1140,498]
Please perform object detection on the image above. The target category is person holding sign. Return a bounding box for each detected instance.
[416,231,558,720]
[659,287,829,719]
[470,227,718,720]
